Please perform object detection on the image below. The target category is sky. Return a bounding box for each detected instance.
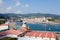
[0,0,60,15]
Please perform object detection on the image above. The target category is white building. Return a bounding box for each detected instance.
[18,31,56,40]
[0,29,26,39]
[0,22,8,30]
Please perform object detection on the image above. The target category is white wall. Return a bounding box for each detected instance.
[6,34,17,38]
[18,37,43,40]
[18,37,56,40]
[0,26,8,30]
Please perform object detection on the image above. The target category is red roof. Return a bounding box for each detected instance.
[0,24,8,26]
[25,31,56,38]
[0,29,26,37]
[41,32,46,37]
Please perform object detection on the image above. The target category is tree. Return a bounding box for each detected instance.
[0,20,5,25]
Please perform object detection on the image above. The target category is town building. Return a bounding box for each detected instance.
[0,22,8,30]
[0,21,56,40]
[18,31,56,40]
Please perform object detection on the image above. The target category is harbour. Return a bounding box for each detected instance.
[17,22,60,32]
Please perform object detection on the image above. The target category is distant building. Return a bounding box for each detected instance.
[46,17,52,19]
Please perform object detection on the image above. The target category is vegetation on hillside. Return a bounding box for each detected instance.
[48,19,55,21]
[0,20,6,25]
[0,37,17,40]
[47,18,60,22]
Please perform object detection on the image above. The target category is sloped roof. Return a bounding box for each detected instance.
[0,29,26,37]
[25,31,56,38]
[0,24,8,26]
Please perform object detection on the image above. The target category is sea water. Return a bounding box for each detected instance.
[17,22,60,32]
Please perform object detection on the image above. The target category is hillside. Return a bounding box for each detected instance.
[0,13,60,18]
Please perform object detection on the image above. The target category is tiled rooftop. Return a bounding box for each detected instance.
[0,29,26,37]
[0,24,8,26]
[25,31,56,38]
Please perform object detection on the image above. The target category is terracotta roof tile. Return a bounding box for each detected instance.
[0,29,26,37]
[0,24,8,26]
[41,32,46,37]
[25,31,56,38]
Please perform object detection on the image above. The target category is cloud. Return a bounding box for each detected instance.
[0,0,3,5]
[0,0,29,14]
[22,4,29,8]
[16,2,21,7]
[25,4,29,7]
[7,7,12,11]
[16,10,21,14]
